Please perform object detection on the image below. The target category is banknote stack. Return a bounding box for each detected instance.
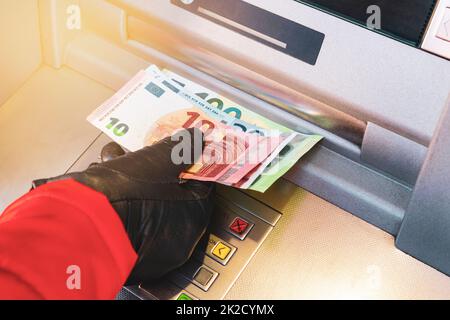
[88,65,322,193]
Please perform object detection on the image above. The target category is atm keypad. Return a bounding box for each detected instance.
[131,192,280,300]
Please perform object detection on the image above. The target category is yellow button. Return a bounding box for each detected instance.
[212,242,232,260]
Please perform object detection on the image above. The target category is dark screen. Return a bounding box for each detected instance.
[298,0,437,46]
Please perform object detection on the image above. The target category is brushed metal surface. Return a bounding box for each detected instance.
[225,180,450,299]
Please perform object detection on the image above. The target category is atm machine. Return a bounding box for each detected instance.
[1,0,450,299]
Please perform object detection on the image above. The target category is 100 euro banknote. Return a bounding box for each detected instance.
[149,66,323,192]
[87,70,284,185]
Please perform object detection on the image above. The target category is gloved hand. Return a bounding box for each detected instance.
[33,128,214,285]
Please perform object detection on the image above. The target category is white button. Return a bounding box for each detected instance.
[436,7,450,42]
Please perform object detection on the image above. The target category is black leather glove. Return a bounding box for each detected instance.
[33,128,214,285]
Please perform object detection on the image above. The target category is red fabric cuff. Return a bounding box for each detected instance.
[0,179,137,299]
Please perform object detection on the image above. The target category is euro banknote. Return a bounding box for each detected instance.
[150,66,323,192]
[87,70,284,186]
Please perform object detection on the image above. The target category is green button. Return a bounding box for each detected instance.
[177,293,193,301]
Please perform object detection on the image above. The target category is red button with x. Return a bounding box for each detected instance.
[229,217,252,239]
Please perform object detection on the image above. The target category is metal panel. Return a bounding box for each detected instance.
[284,145,411,235]
[109,0,450,147]
[225,180,450,300]
[396,95,450,276]
[361,123,428,186]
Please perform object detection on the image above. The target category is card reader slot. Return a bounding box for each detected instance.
[125,16,366,146]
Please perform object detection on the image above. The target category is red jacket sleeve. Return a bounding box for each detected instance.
[0,179,137,300]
